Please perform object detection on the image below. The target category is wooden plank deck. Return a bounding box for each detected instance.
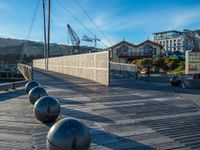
[0,69,200,150]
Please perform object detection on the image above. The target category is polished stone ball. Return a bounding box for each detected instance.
[170,76,181,86]
[28,86,48,105]
[47,118,91,150]
[33,96,60,123]
[25,80,40,94]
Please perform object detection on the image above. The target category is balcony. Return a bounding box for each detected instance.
[118,52,153,59]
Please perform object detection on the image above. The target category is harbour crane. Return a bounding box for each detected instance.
[67,24,80,54]
[82,34,100,48]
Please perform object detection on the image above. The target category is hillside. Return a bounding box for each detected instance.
[0,37,97,57]
[0,38,25,47]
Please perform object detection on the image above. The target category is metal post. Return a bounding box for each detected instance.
[94,35,96,48]
[42,0,47,69]
[47,0,51,70]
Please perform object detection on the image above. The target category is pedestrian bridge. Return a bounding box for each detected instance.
[1,68,200,149]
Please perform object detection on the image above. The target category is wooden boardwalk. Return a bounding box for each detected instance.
[1,70,200,150]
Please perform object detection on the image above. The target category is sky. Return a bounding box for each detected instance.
[0,0,200,48]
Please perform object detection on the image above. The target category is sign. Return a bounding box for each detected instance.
[185,51,200,74]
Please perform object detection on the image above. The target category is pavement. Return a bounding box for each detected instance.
[0,69,200,150]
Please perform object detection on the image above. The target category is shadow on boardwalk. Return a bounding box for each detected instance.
[44,119,155,150]
[61,107,114,123]
[0,90,25,101]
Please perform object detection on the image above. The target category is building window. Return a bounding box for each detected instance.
[116,45,129,56]
[153,48,156,55]
[140,45,154,55]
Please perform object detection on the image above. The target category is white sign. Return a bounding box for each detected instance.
[185,51,200,74]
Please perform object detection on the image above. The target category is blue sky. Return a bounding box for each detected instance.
[0,0,200,48]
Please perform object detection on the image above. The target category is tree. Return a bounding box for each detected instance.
[132,58,152,70]
[164,56,180,71]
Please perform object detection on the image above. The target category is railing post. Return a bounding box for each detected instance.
[12,83,16,90]
[31,63,33,81]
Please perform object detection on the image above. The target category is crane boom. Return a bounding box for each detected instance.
[82,34,100,48]
[67,24,80,54]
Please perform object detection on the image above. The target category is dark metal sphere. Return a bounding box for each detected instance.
[25,80,40,94]
[170,76,181,86]
[47,118,91,150]
[33,96,60,123]
[28,86,48,105]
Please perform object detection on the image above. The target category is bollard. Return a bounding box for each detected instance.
[47,118,91,150]
[170,76,181,87]
[29,86,48,105]
[25,80,40,94]
[33,96,60,123]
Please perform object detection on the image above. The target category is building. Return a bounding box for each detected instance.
[110,40,163,63]
[153,29,199,52]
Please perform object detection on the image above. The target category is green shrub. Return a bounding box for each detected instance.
[132,56,186,74]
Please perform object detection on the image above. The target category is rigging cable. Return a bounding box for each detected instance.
[18,0,40,64]
[55,0,108,48]
[74,0,113,47]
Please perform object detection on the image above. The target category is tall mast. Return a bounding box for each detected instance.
[47,0,51,69]
[42,0,47,69]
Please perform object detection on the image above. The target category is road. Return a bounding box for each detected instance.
[0,69,200,149]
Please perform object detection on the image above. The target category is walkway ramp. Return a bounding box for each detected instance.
[0,69,200,149]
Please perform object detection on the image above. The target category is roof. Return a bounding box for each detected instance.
[137,40,163,48]
[111,40,136,48]
[153,30,182,34]
[110,40,163,49]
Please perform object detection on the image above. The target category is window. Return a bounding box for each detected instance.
[153,48,156,55]
[141,45,154,55]
[116,45,129,55]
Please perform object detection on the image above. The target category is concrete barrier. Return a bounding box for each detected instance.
[110,62,138,79]
[33,51,110,85]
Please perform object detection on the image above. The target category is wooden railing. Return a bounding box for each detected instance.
[17,63,33,81]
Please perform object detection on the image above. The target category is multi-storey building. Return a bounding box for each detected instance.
[153,30,193,52]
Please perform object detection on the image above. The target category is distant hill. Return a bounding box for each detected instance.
[0,38,24,47]
[0,37,98,57]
